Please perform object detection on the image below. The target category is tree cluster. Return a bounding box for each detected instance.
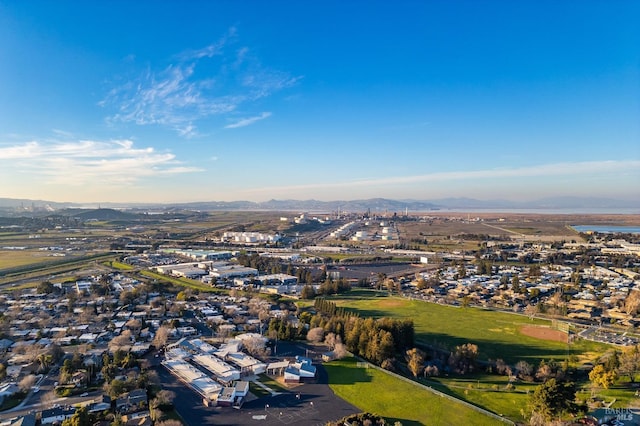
[610,345,640,383]
[308,298,414,367]
[267,317,304,341]
[100,350,160,399]
[528,378,582,424]
[475,259,494,275]
[534,359,567,382]
[317,277,351,296]
[447,343,478,374]
[327,413,389,426]
[295,267,315,285]
[60,353,90,385]
[61,406,94,426]
[236,253,284,274]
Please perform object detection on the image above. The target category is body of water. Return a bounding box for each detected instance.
[572,225,640,234]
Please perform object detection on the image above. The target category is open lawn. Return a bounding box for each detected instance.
[0,249,54,269]
[0,392,25,411]
[576,374,640,411]
[107,261,134,270]
[421,374,537,422]
[327,291,609,365]
[326,358,504,425]
[0,253,116,287]
[321,291,615,423]
[249,381,271,398]
[257,374,289,393]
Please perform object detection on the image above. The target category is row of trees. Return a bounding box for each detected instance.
[313,298,353,317]
[236,253,285,275]
[267,317,304,341]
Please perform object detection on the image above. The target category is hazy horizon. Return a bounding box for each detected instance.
[1,1,639,204]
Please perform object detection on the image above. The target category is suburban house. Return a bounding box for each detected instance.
[40,407,76,425]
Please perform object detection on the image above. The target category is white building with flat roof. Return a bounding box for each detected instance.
[210,265,258,280]
[192,354,241,384]
[162,359,222,403]
[224,352,266,375]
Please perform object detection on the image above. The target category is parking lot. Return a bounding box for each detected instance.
[579,326,639,346]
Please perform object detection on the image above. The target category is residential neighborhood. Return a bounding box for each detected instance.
[0,210,639,425]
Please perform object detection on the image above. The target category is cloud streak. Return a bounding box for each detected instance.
[224,112,272,129]
[0,139,202,185]
[101,28,299,136]
[238,160,640,195]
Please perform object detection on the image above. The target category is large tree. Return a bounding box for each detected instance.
[529,378,580,423]
[625,290,640,315]
[589,364,617,389]
[18,374,37,392]
[306,327,325,344]
[406,348,425,378]
[152,325,171,349]
[618,345,640,383]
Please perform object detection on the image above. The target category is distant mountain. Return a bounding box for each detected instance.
[0,197,75,209]
[428,197,510,209]
[430,197,640,211]
[60,208,139,221]
[527,196,640,210]
[0,196,638,215]
[256,198,440,212]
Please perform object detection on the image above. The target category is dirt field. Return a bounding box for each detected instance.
[398,213,640,244]
[520,325,568,343]
[376,299,405,308]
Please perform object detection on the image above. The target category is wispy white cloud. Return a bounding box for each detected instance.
[225,112,272,129]
[177,26,236,61]
[101,28,299,136]
[238,160,640,195]
[51,129,75,138]
[0,141,40,158]
[0,139,202,185]
[176,123,198,138]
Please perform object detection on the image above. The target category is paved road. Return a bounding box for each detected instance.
[0,380,100,423]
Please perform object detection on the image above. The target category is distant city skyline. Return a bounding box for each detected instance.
[1,1,638,204]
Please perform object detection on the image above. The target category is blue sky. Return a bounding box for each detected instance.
[0,1,638,204]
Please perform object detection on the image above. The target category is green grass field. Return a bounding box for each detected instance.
[257,374,288,393]
[326,291,608,365]
[326,358,504,425]
[107,261,134,270]
[421,374,537,422]
[316,290,618,422]
[0,249,51,269]
[0,253,117,287]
